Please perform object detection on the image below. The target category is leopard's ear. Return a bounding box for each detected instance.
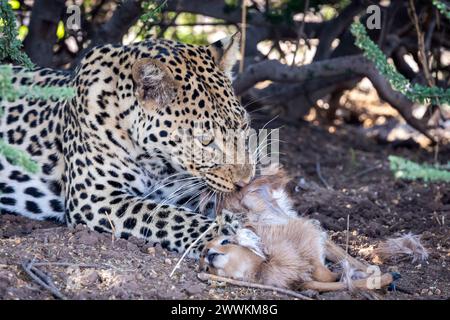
[131,58,178,108]
[207,32,241,78]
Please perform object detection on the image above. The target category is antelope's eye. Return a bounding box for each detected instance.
[220,239,231,245]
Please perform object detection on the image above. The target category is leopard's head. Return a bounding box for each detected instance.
[131,33,255,193]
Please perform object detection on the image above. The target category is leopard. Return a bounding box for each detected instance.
[0,33,255,258]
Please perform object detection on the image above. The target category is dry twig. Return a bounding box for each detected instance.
[239,0,247,73]
[408,0,435,87]
[197,272,313,300]
[316,162,332,190]
[21,260,66,300]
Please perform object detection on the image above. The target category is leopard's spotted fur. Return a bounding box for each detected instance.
[0,34,254,257]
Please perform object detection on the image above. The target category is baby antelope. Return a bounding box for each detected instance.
[200,166,397,292]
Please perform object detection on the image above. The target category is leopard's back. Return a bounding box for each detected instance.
[0,67,72,221]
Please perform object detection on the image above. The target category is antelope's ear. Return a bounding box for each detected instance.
[207,32,241,77]
[235,228,266,259]
[131,58,178,107]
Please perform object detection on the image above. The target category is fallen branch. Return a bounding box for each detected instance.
[21,260,66,300]
[31,262,109,268]
[350,163,384,179]
[197,272,313,300]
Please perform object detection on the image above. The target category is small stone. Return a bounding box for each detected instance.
[387,266,399,273]
[77,233,99,246]
[185,284,203,296]
[420,288,428,295]
[128,237,146,247]
[164,258,172,265]
[147,247,156,255]
[435,288,441,295]
[113,238,129,249]
[154,243,163,254]
[75,224,86,231]
[81,270,99,286]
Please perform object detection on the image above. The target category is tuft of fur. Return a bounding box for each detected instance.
[140,63,173,105]
[235,228,266,259]
[218,167,331,289]
[132,59,177,107]
[203,167,395,291]
[339,260,368,291]
[223,165,297,225]
[373,233,428,263]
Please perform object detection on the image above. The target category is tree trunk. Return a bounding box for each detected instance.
[24,0,66,67]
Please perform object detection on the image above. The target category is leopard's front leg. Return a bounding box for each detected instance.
[67,189,237,258]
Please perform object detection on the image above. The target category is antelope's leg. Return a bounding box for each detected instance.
[302,273,394,292]
[325,239,368,271]
[312,262,340,282]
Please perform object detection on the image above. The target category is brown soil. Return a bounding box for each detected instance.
[0,120,449,300]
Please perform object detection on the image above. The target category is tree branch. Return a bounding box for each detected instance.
[246,74,359,119]
[90,0,144,46]
[234,55,434,141]
[314,0,367,61]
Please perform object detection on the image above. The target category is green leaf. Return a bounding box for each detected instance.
[56,21,65,40]
[432,0,450,21]
[389,155,450,182]
[7,0,20,10]
[0,64,75,101]
[350,21,450,105]
[0,0,34,69]
[0,138,40,174]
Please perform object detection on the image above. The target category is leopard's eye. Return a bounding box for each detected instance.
[220,239,231,245]
[199,135,214,147]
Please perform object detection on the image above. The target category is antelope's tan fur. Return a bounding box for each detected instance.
[201,166,394,292]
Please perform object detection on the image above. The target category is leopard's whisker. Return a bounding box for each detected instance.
[182,187,210,211]
[193,189,214,213]
[148,181,207,218]
[159,180,206,206]
[260,115,279,131]
[253,135,285,158]
[149,174,199,191]
[151,172,190,186]
[256,151,285,166]
[143,181,205,225]
[244,94,277,110]
[255,140,284,158]
[144,176,201,199]
[149,171,195,188]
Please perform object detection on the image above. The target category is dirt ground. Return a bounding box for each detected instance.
[0,117,449,300]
